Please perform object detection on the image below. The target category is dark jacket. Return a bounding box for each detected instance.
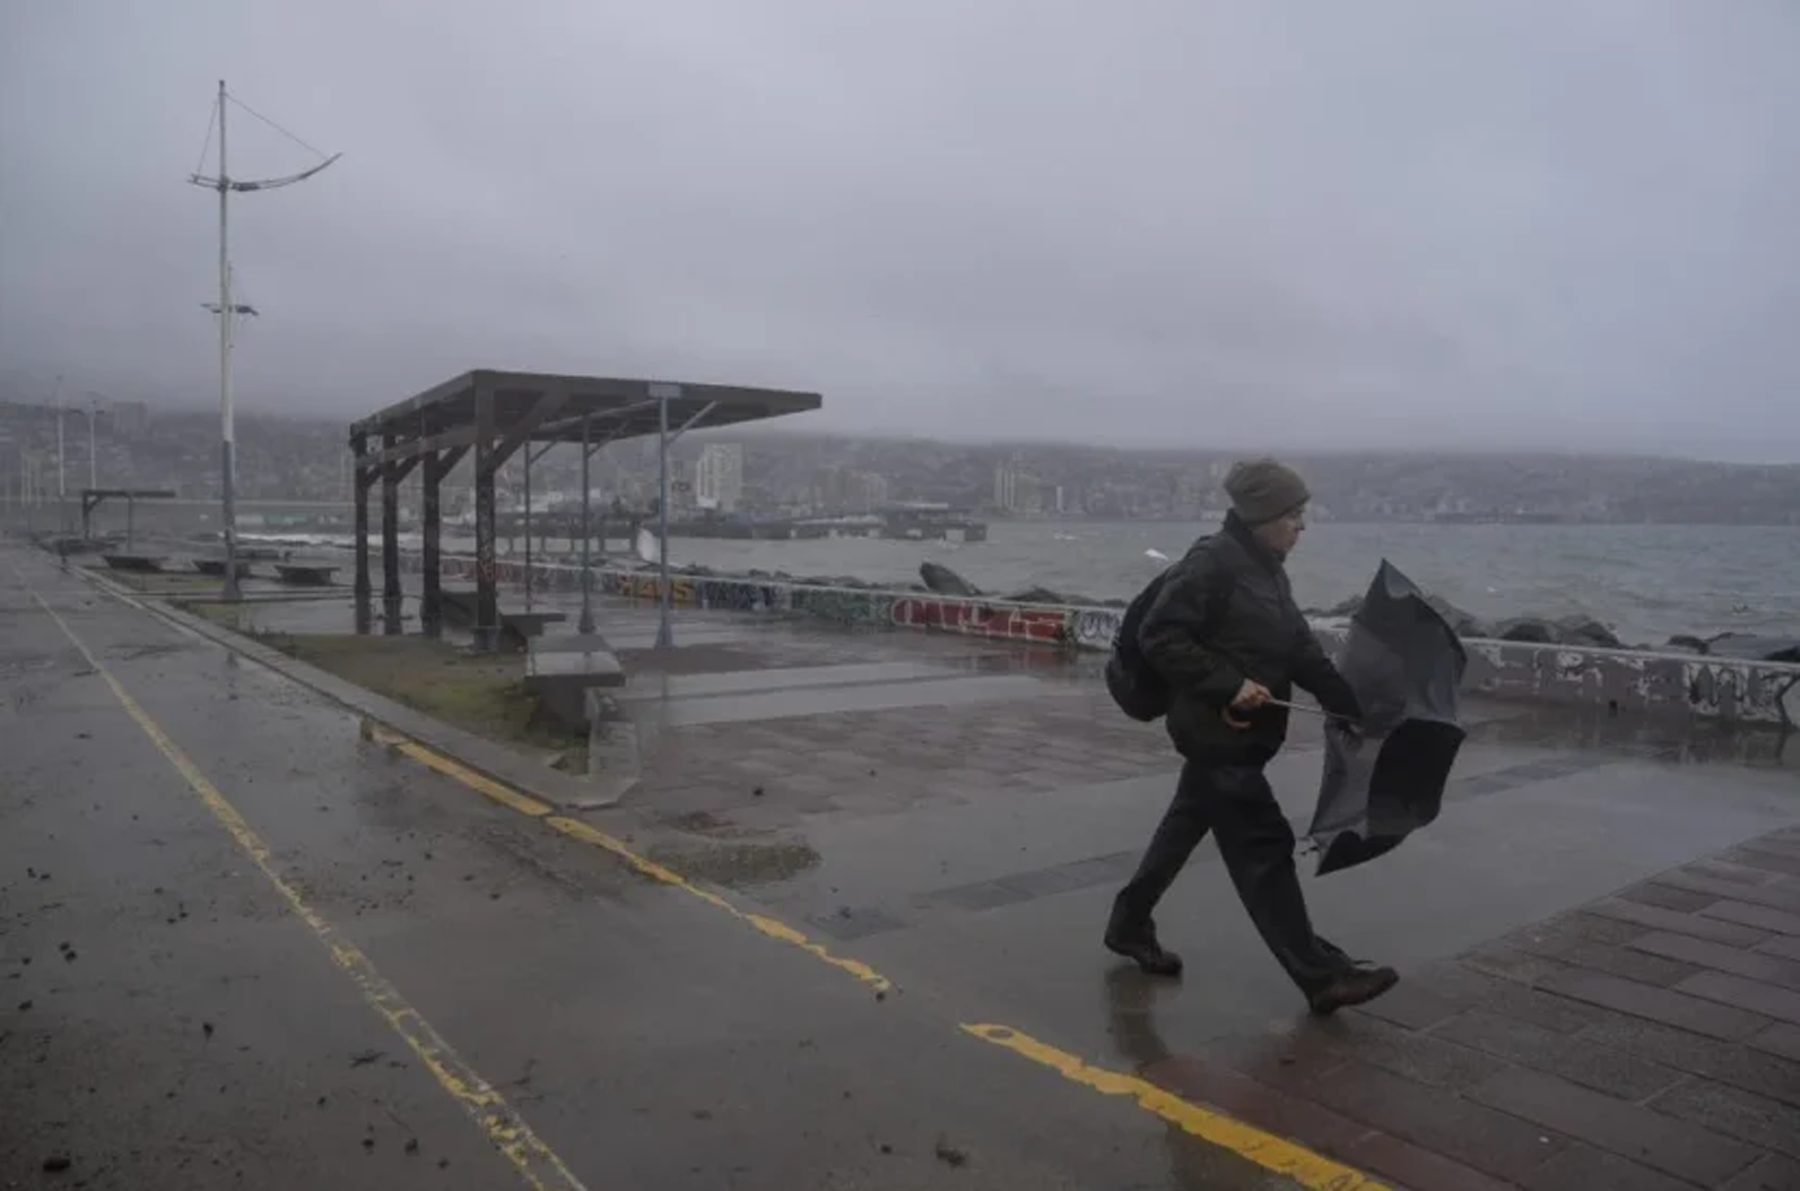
[1138,512,1361,762]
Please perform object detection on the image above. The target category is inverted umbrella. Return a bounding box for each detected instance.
[1308,560,1467,875]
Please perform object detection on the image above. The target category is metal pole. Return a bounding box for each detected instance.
[54,378,65,531]
[578,416,594,634]
[655,394,673,648]
[421,449,443,638]
[87,402,97,493]
[351,433,371,634]
[380,447,401,635]
[523,442,533,608]
[217,80,242,600]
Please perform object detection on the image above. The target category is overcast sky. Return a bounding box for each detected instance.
[3,1,1797,461]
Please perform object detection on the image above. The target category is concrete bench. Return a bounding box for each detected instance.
[439,586,565,644]
[102,554,165,573]
[192,559,254,578]
[499,609,568,651]
[274,564,338,587]
[435,588,566,648]
[526,634,625,729]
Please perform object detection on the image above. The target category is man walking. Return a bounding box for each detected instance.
[1104,459,1398,1015]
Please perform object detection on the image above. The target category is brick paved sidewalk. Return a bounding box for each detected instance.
[1123,825,1800,1190]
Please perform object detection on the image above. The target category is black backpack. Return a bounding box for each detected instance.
[1104,543,1232,722]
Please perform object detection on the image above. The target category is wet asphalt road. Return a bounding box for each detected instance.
[0,548,1298,1189]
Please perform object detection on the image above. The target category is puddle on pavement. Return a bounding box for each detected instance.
[1467,703,1796,769]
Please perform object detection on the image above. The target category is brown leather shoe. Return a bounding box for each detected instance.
[1307,965,1399,1015]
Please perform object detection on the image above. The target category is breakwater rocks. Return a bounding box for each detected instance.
[917,562,1798,664]
[1310,592,1799,663]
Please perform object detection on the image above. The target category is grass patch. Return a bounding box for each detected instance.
[89,566,225,595]
[179,607,587,769]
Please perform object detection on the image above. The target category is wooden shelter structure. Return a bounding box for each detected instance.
[81,488,177,550]
[349,370,821,648]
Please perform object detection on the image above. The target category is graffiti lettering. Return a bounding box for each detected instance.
[611,573,696,606]
[697,579,789,614]
[790,586,887,625]
[1071,608,1122,650]
[890,597,1069,644]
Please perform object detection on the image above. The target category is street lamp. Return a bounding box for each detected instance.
[188,79,339,600]
[82,392,102,494]
[49,374,65,530]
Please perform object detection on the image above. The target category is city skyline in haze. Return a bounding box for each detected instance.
[3,2,1798,464]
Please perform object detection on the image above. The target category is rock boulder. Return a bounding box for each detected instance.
[1494,616,1627,649]
[1495,618,1558,645]
[920,562,982,598]
[1703,633,1800,664]
[1552,616,1625,650]
[1002,586,1068,606]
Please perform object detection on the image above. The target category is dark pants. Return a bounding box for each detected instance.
[1112,759,1352,994]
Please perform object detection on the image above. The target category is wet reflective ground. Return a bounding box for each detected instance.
[5,546,1798,1189]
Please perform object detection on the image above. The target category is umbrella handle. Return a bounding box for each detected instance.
[1238,698,1358,723]
[1220,702,1360,741]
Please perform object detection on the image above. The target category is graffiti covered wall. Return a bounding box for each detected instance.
[387,550,1800,727]
[789,585,892,626]
[889,596,1071,644]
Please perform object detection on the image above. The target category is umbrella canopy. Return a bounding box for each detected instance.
[1309,560,1468,875]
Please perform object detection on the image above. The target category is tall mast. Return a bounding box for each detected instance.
[217,80,239,597]
[189,81,339,599]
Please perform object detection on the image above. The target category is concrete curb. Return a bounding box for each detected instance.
[77,566,622,811]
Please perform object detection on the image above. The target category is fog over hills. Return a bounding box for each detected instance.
[3,400,1795,525]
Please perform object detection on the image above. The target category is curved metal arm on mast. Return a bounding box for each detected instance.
[233,153,343,191]
[188,153,342,193]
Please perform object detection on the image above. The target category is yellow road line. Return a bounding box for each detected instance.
[27,584,588,1191]
[961,1024,1387,1191]
[361,722,894,998]
[544,814,892,996]
[365,727,1379,1191]
[361,720,556,819]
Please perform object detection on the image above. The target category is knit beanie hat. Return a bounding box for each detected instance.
[1224,459,1310,525]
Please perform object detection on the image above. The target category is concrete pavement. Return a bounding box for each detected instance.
[3,547,1306,1189]
[6,542,1800,1189]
